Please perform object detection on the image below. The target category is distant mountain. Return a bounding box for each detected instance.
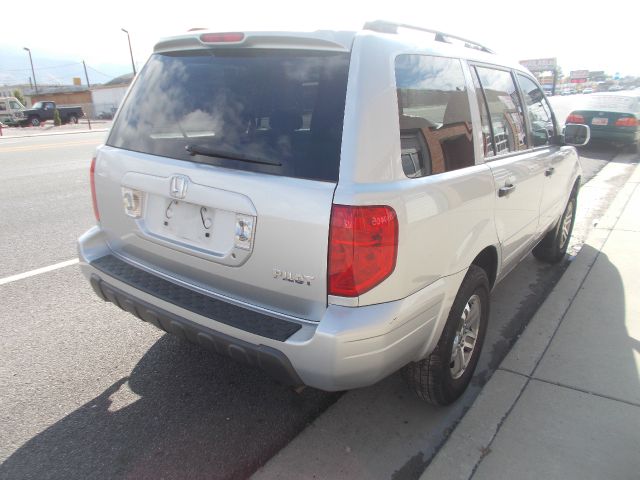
[0,47,132,87]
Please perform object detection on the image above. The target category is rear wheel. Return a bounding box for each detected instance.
[403,265,490,406]
[533,193,577,263]
[69,114,78,125]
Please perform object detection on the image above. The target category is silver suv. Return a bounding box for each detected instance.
[79,22,589,405]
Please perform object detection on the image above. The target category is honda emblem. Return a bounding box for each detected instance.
[169,175,189,199]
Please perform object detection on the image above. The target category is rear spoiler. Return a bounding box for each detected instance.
[154,31,354,53]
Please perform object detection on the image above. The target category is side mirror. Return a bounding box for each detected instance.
[564,124,590,146]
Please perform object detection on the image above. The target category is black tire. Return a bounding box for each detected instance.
[402,265,490,406]
[532,192,577,263]
[30,116,40,127]
[69,114,78,125]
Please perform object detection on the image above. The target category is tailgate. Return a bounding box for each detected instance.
[93,45,350,322]
[94,146,335,322]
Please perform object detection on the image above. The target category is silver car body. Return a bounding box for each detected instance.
[78,27,581,391]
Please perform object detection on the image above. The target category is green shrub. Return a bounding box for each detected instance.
[53,109,61,126]
[12,90,26,107]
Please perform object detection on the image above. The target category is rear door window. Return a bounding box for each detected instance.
[517,74,556,147]
[474,66,528,155]
[395,55,475,177]
[107,50,350,182]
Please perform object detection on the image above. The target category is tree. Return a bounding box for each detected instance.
[12,89,26,107]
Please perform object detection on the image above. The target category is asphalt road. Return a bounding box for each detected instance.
[0,129,627,480]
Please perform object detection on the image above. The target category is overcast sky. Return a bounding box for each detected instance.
[3,0,639,83]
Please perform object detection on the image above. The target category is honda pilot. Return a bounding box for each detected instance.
[78,22,589,404]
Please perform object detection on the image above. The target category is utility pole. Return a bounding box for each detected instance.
[121,28,137,76]
[23,47,38,94]
[82,60,92,130]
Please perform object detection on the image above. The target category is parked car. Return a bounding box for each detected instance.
[582,88,594,94]
[566,92,640,152]
[79,22,588,405]
[0,96,26,126]
[20,101,84,127]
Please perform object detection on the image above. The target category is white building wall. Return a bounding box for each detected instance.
[91,85,129,116]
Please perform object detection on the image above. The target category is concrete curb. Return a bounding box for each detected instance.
[0,128,109,139]
[420,155,639,480]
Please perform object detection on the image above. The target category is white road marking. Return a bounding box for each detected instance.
[0,258,79,286]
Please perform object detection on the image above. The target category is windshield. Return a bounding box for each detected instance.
[579,95,639,113]
[107,49,350,182]
[31,102,42,109]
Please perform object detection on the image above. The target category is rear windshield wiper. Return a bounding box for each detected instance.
[185,144,282,167]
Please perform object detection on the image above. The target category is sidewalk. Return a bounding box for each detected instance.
[422,161,640,479]
[0,120,110,138]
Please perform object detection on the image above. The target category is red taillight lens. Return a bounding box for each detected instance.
[328,205,398,297]
[200,32,245,43]
[566,114,585,124]
[90,157,100,221]
[615,117,639,127]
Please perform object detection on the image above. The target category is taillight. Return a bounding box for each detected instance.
[615,117,639,127]
[90,157,100,221]
[328,205,398,297]
[200,32,244,43]
[566,114,585,124]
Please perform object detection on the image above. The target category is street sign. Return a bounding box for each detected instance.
[570,70,589,80]
[520,58,557,72]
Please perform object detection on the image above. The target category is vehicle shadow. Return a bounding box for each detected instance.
[532,244,640,405]
[578,141,635,161]
[0,334,340,480]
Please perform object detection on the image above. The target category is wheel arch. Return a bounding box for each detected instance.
[572,176,581,196]
[470,246,498,290]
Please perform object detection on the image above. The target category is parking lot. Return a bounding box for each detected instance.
[0,122,635,479]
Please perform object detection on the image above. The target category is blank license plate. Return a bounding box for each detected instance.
[592,117,608,126]
[164,200,213,242]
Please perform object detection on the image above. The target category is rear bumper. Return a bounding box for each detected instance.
[79,226,461,391]
[589,128,639,144]
[90,274,304,386]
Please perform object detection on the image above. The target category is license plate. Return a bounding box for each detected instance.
[163,200,213,242]
[592,117,608,126]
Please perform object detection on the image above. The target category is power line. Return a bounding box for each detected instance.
[85,65,116,79]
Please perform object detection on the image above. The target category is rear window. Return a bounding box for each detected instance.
[579,95,639,113]
[107,50,350,182]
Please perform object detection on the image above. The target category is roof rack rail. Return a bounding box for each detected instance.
[363,20,494,54]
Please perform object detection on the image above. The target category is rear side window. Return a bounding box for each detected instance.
[395,55,475,177]
[517,74,556,147]
[107,50,350,182]
[474,67,528,155]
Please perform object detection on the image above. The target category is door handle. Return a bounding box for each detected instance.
[545,167,555,177]
[498,184,516,197]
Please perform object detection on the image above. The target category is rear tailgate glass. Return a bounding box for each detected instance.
[108,49,350,182]
[579,95,639,113]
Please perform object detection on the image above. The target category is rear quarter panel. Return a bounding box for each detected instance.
[336,33,499,306]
